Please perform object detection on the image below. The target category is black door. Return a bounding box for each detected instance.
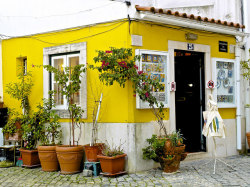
[175,50,206,152]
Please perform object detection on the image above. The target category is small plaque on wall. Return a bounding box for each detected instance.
[219,41,228,52]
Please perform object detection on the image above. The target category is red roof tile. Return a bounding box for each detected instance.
[135,5,245,29]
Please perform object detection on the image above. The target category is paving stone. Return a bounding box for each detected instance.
[0,155,249,186]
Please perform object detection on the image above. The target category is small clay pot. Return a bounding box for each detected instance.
[246,132,250,148]
[19,149,40,167]
[97,154,127,175]
[84,143,105,162]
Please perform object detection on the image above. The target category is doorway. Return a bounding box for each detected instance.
[175,50,206,152]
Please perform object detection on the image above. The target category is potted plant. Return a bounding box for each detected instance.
[97,141,126,175]
[2,109,22,141]
[84,92,105,162]
[43,64,86,174]
[38,97,62,172]
[20,105,45,167]
[142,131,186,173]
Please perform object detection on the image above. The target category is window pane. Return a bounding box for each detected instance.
[53,58,64,79]
[69,56,79,79]
[72,92,80,105]
[54,83,64,106]
[69,56,79,67]
[216,61,235,105]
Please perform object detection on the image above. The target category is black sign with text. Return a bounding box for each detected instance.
[219,41,228,52]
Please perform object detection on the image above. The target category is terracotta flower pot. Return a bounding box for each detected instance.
[0,102,3,108]
[56,145,84,174]
[175,144,186,154]
[4,133,9,140]
[38,146,59,172]
[19,149,40,167]
[97,154,127,174]
[160,154,182,173]
[15,121,22,129]
[84,143,105,162]
[246,132,250,148]
[164,139,175,155]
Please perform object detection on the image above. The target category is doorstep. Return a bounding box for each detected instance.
[184,152,210,161]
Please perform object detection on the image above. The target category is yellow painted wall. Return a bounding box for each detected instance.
[2,20,236,124]
[129,21,236,120]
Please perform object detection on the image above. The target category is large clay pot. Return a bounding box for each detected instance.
[38,146,59,172]
[56,145,84,174]
[19,149,40,167]
[84,143,105,162]
[97,154,126,174]
[246,132,250,148]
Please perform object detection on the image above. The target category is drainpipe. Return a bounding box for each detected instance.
[242,0,250,149]
[0,39,3,101]
[0,39,3,147]
[236,43,242,150]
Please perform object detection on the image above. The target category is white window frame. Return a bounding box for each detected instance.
[135,49,170,109]
[212,57,236,108]
[43,42,87,118]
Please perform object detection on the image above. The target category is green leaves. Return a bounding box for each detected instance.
[6,72,33,114]
[90,47,165,122]
[43,63,86,146]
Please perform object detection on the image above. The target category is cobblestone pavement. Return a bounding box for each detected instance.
[0,155,249,187]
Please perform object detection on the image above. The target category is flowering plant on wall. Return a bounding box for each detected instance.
[90,47,167,135]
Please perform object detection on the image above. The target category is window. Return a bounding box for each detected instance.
[43,42,87,118]
[51,54,80,110]
[16,57,27,76]
[213,58,236,108]
[135,49,169,109]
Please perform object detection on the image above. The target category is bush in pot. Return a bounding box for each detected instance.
[43,64,86,174]
[2,109,22,141]
[142,131,186,173]
[20,104,47,167]
[38,97,62,172]
[97,141,126,175]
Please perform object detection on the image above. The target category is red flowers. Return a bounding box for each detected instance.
[101,61,109,69]
[106,51,112,53]
[145,92,149,98]
[138,71,143,75]
[134,65,138,70]
[118,61,128,68]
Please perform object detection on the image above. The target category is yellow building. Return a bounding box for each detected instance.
[1,4,247,172]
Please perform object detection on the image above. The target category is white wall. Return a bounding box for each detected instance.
[0,0,128,37]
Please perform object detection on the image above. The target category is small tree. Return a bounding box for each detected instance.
[43,64,86,146]
[6,72,33,115]
[90,47,167,136]
[39,97,62,146]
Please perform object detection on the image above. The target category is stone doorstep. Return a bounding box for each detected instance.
[184,152,210,161]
